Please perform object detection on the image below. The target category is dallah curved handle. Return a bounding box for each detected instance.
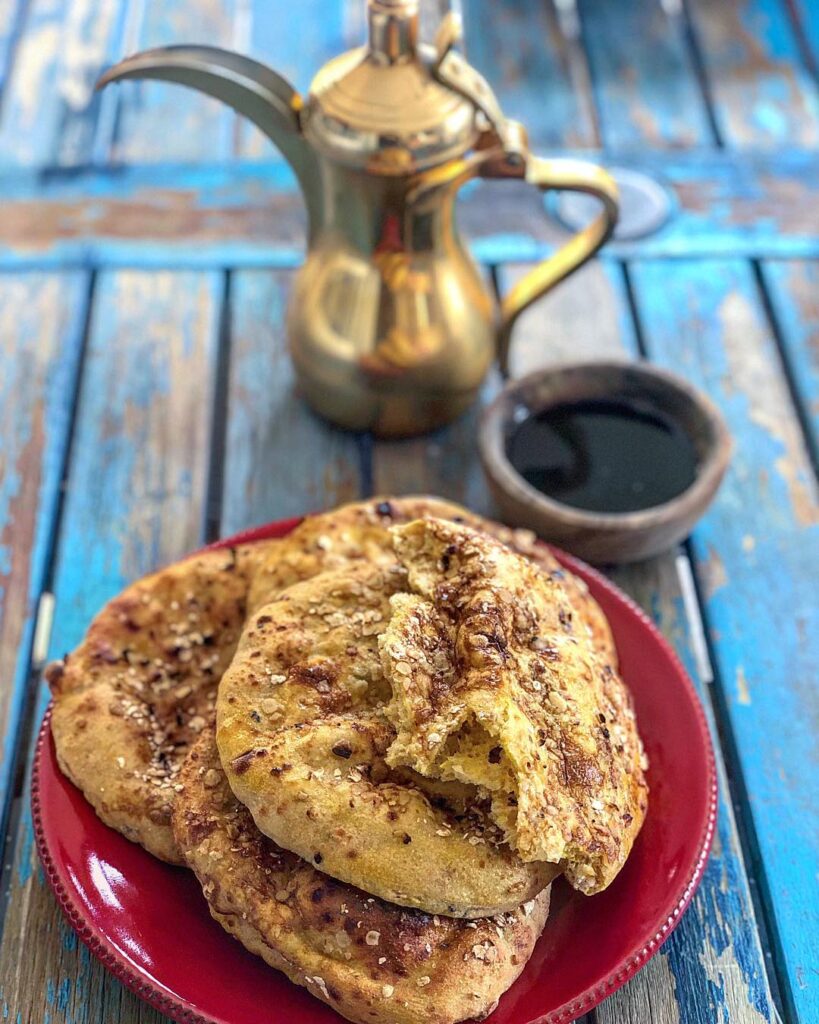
[483,154,619,376]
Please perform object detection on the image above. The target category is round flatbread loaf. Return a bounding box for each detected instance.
[174,730,550,1024]
[218,559,557,917]
[248,496,617,668]
[219,518,646,909]
[47,542,276,863]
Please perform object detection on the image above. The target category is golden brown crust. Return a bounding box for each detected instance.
[174,731,550,1024]
[246,497,475,613]
[217,563,556,916]
[47,542,277,863]
[247,497,617,669]
[384,519,648,894]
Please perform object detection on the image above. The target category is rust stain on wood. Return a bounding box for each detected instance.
[0,403,44,767]
[675,175,819,235]
[701,543,728,599]
[0,191,308,251]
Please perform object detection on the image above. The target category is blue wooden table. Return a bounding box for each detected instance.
[0,1,816,1022]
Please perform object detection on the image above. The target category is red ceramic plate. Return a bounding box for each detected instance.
[34,517,717,1024]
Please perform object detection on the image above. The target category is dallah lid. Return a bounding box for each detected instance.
[302,0,491,173]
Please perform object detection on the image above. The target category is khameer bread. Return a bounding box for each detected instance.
[217,561,557,917]
[217,517,645,912]
[384,519,648,895]
[46,542,276,863]
[174,730,551,1024]
[248,496,617,667]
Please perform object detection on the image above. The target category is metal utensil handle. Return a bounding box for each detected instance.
[485,154,619,376]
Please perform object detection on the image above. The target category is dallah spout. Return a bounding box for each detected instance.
[98,45,322,235]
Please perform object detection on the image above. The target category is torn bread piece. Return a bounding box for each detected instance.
[382,518,648,895]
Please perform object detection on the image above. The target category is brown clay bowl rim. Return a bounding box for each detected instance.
[479,359,732,532]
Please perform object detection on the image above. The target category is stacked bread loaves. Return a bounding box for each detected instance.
[48,497,648,1024]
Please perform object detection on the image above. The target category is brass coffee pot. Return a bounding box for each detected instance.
[100,0,618,437]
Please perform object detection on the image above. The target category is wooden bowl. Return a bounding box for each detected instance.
[479,361,732,564]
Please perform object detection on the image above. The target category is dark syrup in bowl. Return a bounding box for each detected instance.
[507,396,698,514]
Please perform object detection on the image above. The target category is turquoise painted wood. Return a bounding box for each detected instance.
[462,0,598,148]
[630,258,819,1024]
[0,0,24,94]
[109,0,239,164]
[0,273,88,843]
[578,0,713,149]
[0,0,124,168]
[54,0,133,167]
[5,150,819,270]
[604,557,773,1024]
[687,0,819,145]
[759,260,819,453]
[220,269,363,532]
[0,269,223,1024]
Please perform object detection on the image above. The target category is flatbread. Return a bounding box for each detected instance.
[217,560,557,917]
[174,730,550,1024]
[218,518,645,910]
[47,542,276,863]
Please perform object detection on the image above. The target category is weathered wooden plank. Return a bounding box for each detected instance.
[220,269,363,532]
[500,258,637,378]
[577,0,712,148]
[109,0,239,164]
[374,258,774,1024]
[6,150,819,268]
[0,272,87,840]
[687,0,819,145]
[461,0,598,148]
[759,259,819,455]
[603,557,773,1024]
[630,257,819,1024]
[0,0,123,168]
[0,269,222,1024]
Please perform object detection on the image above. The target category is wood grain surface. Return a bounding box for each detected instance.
[0,270,221,1024]
[0,0,24,94]
[463,0,598,149]
[759,260,819,456]
[0,0,123,167]
[578,0,713,149]
[0,273,88,844]
[687,0,819,146]
[220,269,362,531]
